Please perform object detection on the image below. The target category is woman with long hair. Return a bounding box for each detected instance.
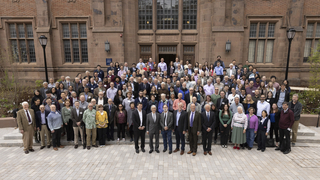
[114,104,127,141]
[149,86,159,100]
[114,89,125,107]
[266,81,276,98]
[219,104,232,148]
[242,94,257,114]
[269,103,280,147]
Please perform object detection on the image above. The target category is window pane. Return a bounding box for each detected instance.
[258,23,266,37]
[80,24,87,38]
[265,40,274,63]
[63,40,71,62]
[62,24,70,38]
[26,24,33,38]
[157,0,179,29]
[18,24,25,38]
[268,23,275,37]
[256,40,265,63]
[248,40,256,63]
[72,40,80,62]
[183,0,197,29]
[19,40,28,62]
[249,23,257,38]
[81,40,88,63]
[314,40,319,53]
[28,40,36,62]
[316,23,320,37]
[306,24,314,38]
[71,24,78,38]
[139,0,153,30]
[11,40,19,62]
[303,40,312,62]
[9,24,17,38]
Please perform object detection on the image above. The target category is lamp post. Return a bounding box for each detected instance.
[285,28,296,80]
[38,35,48,83]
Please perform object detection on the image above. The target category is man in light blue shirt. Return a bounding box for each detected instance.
[137,58,145,70]
[47,105,64,150]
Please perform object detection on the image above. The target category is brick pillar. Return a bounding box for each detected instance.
[198,0,212,64]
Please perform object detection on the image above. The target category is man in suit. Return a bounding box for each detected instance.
[96,91,108,106]
[198,72,207,86]
[69,91,78,107]
[201,104,216,155]
[160,104,173,154]
[35,105,51,149]
[128,77,139,98]
[173,102,187,155]
[104,98,117,141]
[152,78,161,91]
[134,91,148,111]
[139,78,151,94]
[216,90,229,111]
[80,86,93,103]
[94,65,105,80]
[174,81,181,98]
[63,76,74,90]
[146,105,161,153]
[17,101,36,154]
[40,82,49,99]
[132,102,147,153]
[107,62,115,74]
[70,101,85,149]
[93,81,106,98]
[226,63,236,78]
[187,104,201,156]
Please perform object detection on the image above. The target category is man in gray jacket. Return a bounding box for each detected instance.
[146,105,161,153]
[289,94,302,146]
[160,104,174,154]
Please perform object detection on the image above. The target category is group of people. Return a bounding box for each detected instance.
[17,56,302,156]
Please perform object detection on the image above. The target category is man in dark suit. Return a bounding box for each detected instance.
[173,102,187,155]
[128,77,139,98]
[130,63,137,73]
[106,62,115,74]
[104,99,117,141]
[132,102,147,153]
[152,78,161,91]
[146,105,161,153]
[40,82,49,99]
[201,104,216,155]
[160,104,174,154]
[216,90,229,111]
[70,101,85,149]
[187,104,201,156]
[174,81,181,98]
[139,78,151,94]
[35,105,51,149]
[95,91,108,106]
[275,83,290,110]
[134,91,148,111]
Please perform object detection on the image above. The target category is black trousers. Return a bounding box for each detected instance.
[202,130,213,151]
[149,132,159,151]
[279,128,291,152]
[128,125,134,139]
[117,123,126,139]
[107,122,114,140]
[270,123,279,142]
[220,123,230,145]
[66,120,74,141]
[257,130,267,150]
[214,121,220,141]
[97,128,107,145]
[189,129,198,152]
[134,129,145,150]
[51,128,62,148]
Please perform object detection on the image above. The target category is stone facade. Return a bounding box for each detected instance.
[0,0,319,85]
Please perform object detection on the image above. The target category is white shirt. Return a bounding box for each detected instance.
[98,98,104,105]
[163,111,168,126]
[24,109,32,124]
[138,110,143,127]
[257,101,270,117]
[152,113,156,122]
[76,108,79,116]
[229,69,233,77]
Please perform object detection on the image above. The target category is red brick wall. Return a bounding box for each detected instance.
[0,0,37,16]
[50,0,91,17]
[304,0,320,15]
[245,0,290,16]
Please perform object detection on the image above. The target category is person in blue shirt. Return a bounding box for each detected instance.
[158,94,169,114]
[94,65,104,81]
[134,91,148,111]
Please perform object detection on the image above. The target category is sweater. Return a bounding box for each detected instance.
[219,110,233,125]
[279,109,294,129]
[47,111,63,131]
[246,114,259,132]
[95,111,108,128]
[61,106,73,124]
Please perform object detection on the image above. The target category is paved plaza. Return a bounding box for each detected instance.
[0,144,319,180]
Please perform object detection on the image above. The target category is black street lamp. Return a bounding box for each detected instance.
[285,28,296,80]
[38,35,48,83]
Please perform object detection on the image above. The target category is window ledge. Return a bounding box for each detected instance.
[155,30,180,35]
[181,30,198,35]
[212,26,244,32]
[137,30,154,35]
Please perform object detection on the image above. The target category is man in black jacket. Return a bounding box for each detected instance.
[201,104,216,155]
[275,84,290,110]
[216,90,229,110]
[104,98,117,141]
[35,105,51,149]
[173,102,187,155]
[132,102,147,153]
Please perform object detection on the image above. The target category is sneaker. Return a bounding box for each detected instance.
[122,138,125,141]
[117,138,120,141]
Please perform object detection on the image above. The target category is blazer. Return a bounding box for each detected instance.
[216,97,229,110]
[70,107,85,127]
[226,69,236,78]
[63,82,74,89]
[17,109,36,131]
[35,110,50,131]
[93,87,106,98]
[160,111,174,131]
[103,104,117,124]
[152,83,161,91]
[187,111,201,134]
[132,109,147,131]
[128,81,139,97]
[201,111,216,131]
[146,112,161,133]
[69,97,78,107]
[139,83,151,94]
[173,110,187,132]
[79,92,94,103]
[95,97,108,105]
[134,97,148,111]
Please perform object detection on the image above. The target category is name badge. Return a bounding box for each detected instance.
[88,96,91,98]
[63,102,65,104]
[252,91,255,93]
[80,112,83,114]
[103,91,105,93]
[100,112,104,115]
[91,88,93,90]
[55,112,58,114]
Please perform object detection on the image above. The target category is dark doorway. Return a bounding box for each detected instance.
[159,54,176,69]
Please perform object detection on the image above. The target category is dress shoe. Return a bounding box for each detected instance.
[149,150,153,154]
[169,151,172,154]
[29,149,35,152]
[283,150,290,154]
[233,146,236,149]
[83,145,86,149]
[192,152,196,156]
[187,151,192,154]
[24,150,29,154]
[261,149,265,152]
[173,148,180,153]
[214,140,217,144]
[92,145,98,148]
[292,143,295,147]
[204,151,207,155]
[53,147,58,151]
[257,148,261,151]
[163,149,167,153]
[141,149,145,153]
[87,146,91,150]
[40,146,45,150]
[74,145,78,149]
[180,150,184,155]
[225,145,228,148]
[35,140,40,144]
[107,138,110,141]
[221,145,224,148]
[248,147,252,150]
[47,145,51,149]
[136,149,139,153]
[155,150,160,153]
[275,147,281,151]
[58,145,65,148]
[208,151,212,155]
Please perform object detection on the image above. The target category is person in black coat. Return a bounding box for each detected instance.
[35,105,51,149]
[266,91,277,107]
[269,103,281,147]
[211,104,220,144]
[275,84,290,109]
[132,102,147,153]
[128,77,139,98]
[31,90,44,107]
[201,104,216,155]
[114,90,125,107]
[216,90,229,110]
[173,102,188,155]
[104,99,117,141]
[139,79,151,95]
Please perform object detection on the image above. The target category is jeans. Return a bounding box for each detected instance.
[162,130,172,151]
[246,128,255,148]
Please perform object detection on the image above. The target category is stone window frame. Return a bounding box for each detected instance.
[303,21,320,63]
[156,0,179,30]
[248,21,276,64]
[61,22,88,64]
[7,23,36,64]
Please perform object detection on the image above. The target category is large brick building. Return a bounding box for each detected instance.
[0,0,319,85]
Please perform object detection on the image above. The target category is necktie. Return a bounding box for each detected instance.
[190,112,194,127]
[68,82,70,87]
[26,110,31,123]
[109,105,111,113]
[207,112,210,121]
